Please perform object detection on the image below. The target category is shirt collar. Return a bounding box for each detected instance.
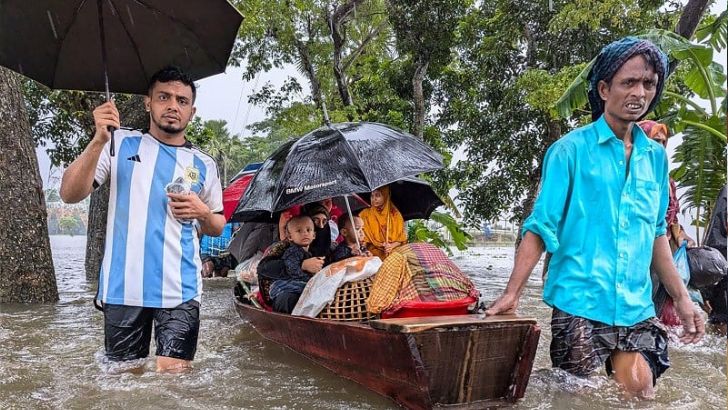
[594,115,653,154]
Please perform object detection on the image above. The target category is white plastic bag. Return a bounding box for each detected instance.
[235,251,263,284]
[292,256,382,318]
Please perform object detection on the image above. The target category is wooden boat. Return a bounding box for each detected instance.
[233,284,541,409]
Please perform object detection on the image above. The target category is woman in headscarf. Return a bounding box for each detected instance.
[359,185,407,260]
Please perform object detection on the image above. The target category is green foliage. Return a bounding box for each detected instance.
[190,118,294,185]
[23,81,147,166]
[436,0,662,227]
[548,0,663,33]
[407,211,471,256]
[670,123,727,235]
[694,10,727,52]
[519,63,591,119]
[58,216,79,236]
[387,0,471,74]
[553,61,595,119]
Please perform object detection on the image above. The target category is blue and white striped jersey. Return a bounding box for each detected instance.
[94,129,223,308]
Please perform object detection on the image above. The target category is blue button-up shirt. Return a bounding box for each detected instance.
[523,115,669,326]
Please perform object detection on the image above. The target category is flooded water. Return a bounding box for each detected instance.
[0,236,725,409]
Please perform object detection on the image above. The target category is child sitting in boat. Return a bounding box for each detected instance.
[326,213,371,265]
[269,215,324,313]
[360,185,407,260]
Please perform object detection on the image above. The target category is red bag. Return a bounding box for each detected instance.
[659,296,681,326]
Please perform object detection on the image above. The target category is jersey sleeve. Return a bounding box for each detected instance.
[201,160,224,213]
[93,139,112,188]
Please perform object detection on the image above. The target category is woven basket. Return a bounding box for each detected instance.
[318,277,376,321]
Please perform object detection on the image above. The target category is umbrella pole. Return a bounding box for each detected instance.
[97,0,115,156]
[344,195,362,252]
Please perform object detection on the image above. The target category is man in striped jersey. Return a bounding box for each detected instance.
[60,66,226,373]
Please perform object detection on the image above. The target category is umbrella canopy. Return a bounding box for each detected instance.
[222,162,262,221]
[357,176,444,221]
[223,173,254,221]
[231,122,443,222]
[0,0,243,95]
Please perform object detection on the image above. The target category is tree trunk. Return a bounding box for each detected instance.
[676,0,710,39]
[84,183,109,281]
[670,0,711,74]
[412,59,429,139]
[295,38,324,114]
[0,67,58,303]
[329,5,355,110]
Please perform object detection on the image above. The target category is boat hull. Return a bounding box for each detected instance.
[233,294,540,409]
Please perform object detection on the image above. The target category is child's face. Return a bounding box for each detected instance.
[287,219,315,247]
[342,217,365,244]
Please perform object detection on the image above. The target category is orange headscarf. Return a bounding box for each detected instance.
[638,120,669,141]
[360,185,407,259]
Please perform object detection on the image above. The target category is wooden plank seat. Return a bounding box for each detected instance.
[369,313,537,333]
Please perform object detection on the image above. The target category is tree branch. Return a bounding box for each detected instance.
[342,20,387,72]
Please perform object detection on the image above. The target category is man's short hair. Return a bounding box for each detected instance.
[147,66,197,102]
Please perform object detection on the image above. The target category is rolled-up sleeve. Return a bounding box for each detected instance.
[522,142,574,254]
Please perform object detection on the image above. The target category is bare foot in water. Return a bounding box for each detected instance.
[156,356,192,373]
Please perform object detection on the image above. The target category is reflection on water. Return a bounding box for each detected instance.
[0,236,725,409]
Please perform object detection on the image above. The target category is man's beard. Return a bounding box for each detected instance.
[154,116,186,134]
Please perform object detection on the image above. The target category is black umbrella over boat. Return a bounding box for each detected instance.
[357,176,444,221]
[231,122,443,222]
[0,0,243,154]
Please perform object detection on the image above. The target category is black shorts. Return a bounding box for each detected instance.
[550,307,670,384]
[103,300,200,361]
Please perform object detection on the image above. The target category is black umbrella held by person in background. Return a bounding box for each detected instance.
[0,0,243,155]
[231,122,444,223]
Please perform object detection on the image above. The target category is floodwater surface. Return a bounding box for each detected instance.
[0,236,725,409]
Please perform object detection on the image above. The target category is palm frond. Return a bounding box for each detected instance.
[554,59,594,119]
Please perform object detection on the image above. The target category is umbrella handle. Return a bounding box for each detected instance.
[344,195,362,252]
[109,127,115,156]
[98,0,116,156]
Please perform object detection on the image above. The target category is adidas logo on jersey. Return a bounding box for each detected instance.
[127,154,141,162]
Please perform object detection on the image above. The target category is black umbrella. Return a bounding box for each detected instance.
[0,0,242,154]
[357,176,444,221]
[231,122,444,222]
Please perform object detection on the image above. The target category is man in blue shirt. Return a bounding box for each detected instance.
[486,38,704,398]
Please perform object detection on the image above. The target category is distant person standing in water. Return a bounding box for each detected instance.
[486,37,704,398]
[60,66,225,373]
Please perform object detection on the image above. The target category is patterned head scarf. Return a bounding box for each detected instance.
[587,37,669,121]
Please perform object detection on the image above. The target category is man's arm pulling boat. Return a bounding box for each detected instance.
[485,232,544,315]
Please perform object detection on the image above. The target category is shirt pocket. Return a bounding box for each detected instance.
[633,178,660,224]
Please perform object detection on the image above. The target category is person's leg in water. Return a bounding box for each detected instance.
[153,300,200,373]
[550,307,668,399]
[609,351,655,399]
[104,304,153,373]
